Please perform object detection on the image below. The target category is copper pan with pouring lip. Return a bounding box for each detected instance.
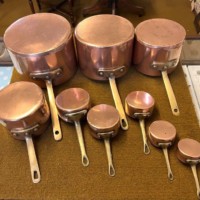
[0,81,50,183]
[3,13,77,141]
[133,18,186,116]
[75,14,135,131]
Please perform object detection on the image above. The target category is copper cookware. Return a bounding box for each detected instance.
[133,18,186,116]
[0,81,50,183]
[149,120,176,181]
[75,14,134,131]
[125,91,155,154]
[177,138,200,199]
[87,104,120,176]
[3,13,77,141]
[56,88,90,167]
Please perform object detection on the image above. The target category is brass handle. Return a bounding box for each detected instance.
[191,165,200,199]
[139,119,150,155]
[25,135,41,183]
[109,77,128,130]
[161,71,180,116]
[46,80,62,141]
[104,138,115,176]
[74,120,89,167]
[162,147,174,181]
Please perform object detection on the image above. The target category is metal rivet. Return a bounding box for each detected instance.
[34,128,38,132]
[120,68,124,72]
[99,72,104,76]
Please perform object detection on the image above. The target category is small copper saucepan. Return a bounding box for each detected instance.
[149,120,176,181]
[4,13,77,141]
[177,138,200,199]
[87,104,120,176]
[75,14,134,131]
[0,81,50,183]
[56,88,90,167]
[125,91,155,154]
[133,18,186,116]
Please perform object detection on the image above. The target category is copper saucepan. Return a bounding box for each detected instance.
[0,81,50,183]
[87,104,120,176]
[125,91,155,154]
[75,14,134,131]
[3,13,77,141]
[133,18,186,116]
[56,88,90,167]
[149,120,176,181]
[177,138,200,199]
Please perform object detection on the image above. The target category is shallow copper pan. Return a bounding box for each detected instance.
[0,81,50,183]
[75,14,134,131]
[4,13,77,141]
[133,18,186,116]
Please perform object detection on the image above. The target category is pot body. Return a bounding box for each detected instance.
[0,82,50,140]
[4,13,77,86]
[75,14,134,81]
[133,18,186,76]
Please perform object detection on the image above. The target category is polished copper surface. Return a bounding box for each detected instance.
[56,88,90,113]
[133,18,186,76]
[4,13,71,55]
[75,14,134,47]
[87,104,120,138]
[56,88,90,122]
[75,14,134,80]
[177,138,200,163]
[125,91,155,117]
[148,120,176,146]
[0,82,43,121]
[0,81,50,140]
[135,18,186,48]
[3,13,77,86]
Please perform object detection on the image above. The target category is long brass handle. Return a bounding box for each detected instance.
[25,135,41,183]
[191,165,200,199]
[161,71,180,116]
[162,147,174,181]
[104,138,115,176]
[109,77,128,130]
[46,80,62,141]
[74,120,89,167]
[139,119,150,154]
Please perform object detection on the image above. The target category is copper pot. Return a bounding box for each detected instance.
[0,81,50,183]
[75,14,134,131]
[3,13,77,141]
[133,18,186,116]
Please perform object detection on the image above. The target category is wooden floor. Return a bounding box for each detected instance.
[0,0,197,36]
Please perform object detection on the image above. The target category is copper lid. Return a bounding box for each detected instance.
[125,91,155,111]
[87,104,120,132]
[75,14,134,47]
[149,120,176,143]
[177,138,200,160]
[0,81,44,121]
[4,13,72,56]
[56,88,90,113]
[135,18,186,48]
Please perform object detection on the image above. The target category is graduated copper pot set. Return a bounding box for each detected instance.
[1,12,200,198]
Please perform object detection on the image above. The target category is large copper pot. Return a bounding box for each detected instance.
[4,13,77,141]
[0,81,50,183]
[75,14,134,130]
[133,18,186,116]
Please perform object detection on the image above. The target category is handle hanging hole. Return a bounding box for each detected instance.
[55,130,59,135]
[174,109,178,113]
[34,170,39,180]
